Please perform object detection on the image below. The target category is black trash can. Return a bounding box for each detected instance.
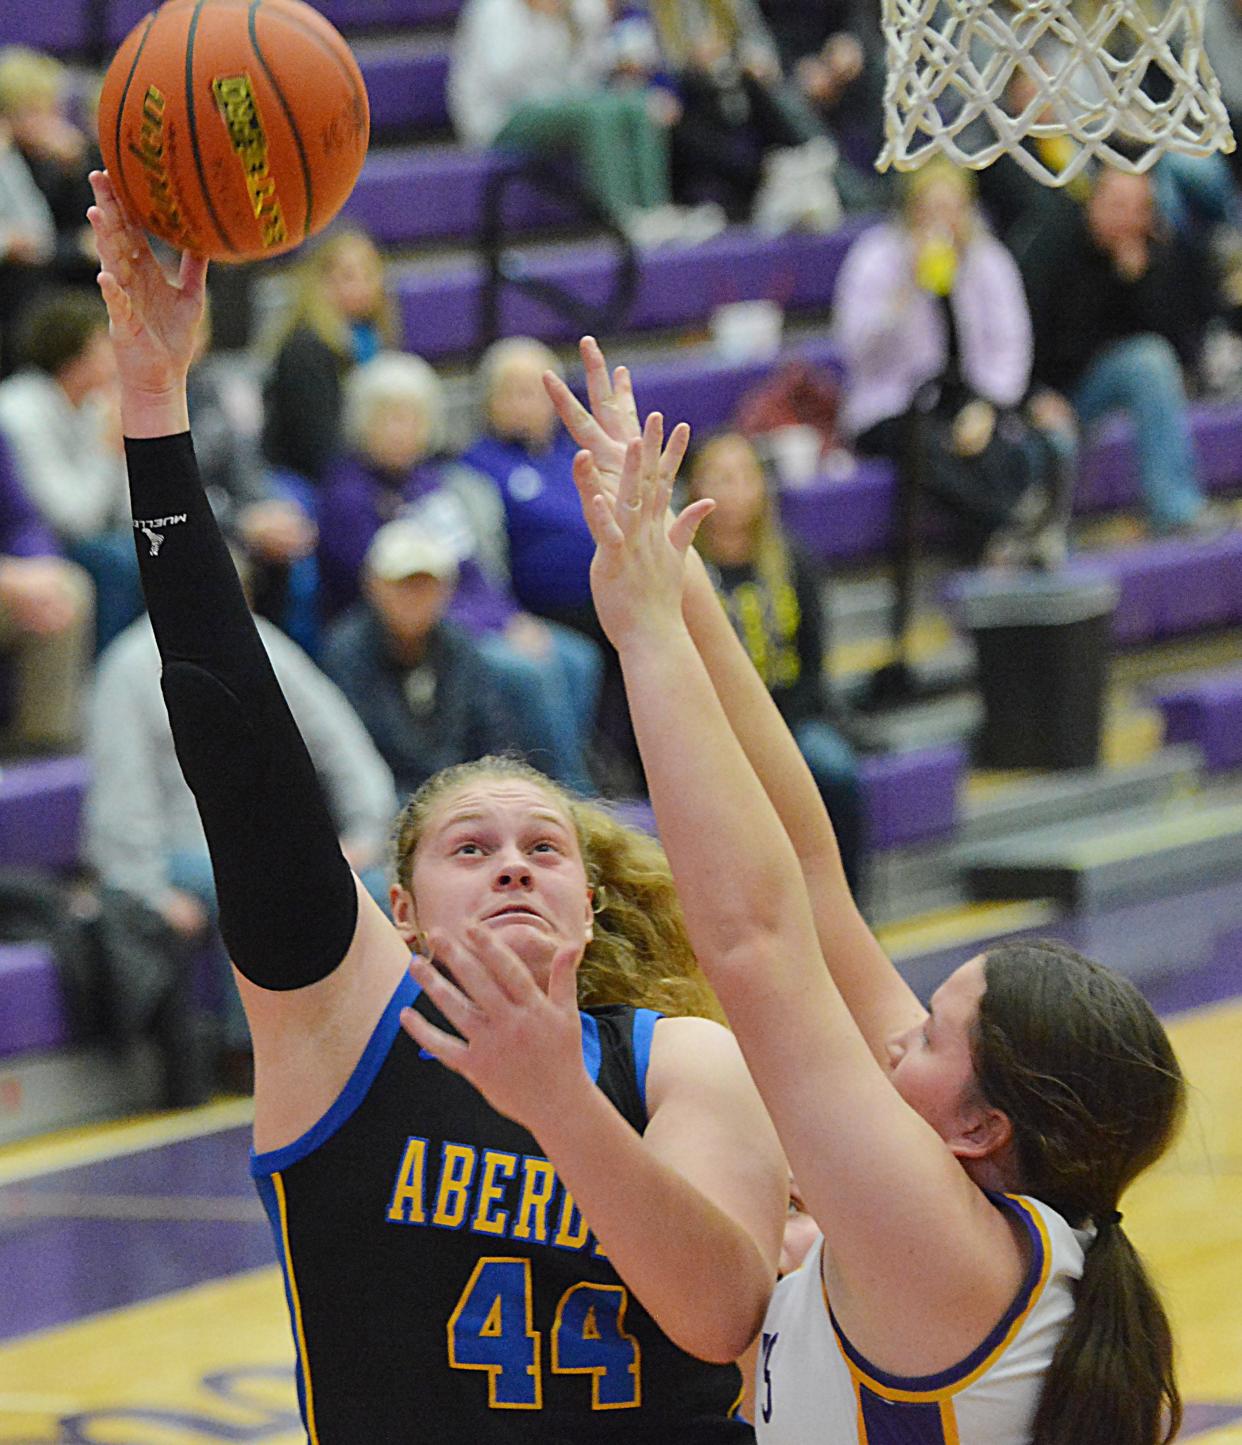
[951,570,1120,770]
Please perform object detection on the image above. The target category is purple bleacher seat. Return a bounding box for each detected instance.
[859,744,966,851]
[344,148,576,246]
[396,224,860,361]
[779,459,897,564]
[355,40,450,134]
[1105,532,1242,645]
[594,748,964,856]
[0,944,70,1058]
[1075,399,1242,514]
[1,5,92,53]
[621,338,842,439]
[309,0,462,29]
[1149,671,1242,772]
[0,756,89,873]
[107,0,463,45]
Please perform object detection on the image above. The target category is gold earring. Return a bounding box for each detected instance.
[592,885,607,915]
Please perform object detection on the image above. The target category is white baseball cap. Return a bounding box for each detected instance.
[366,520,459,584]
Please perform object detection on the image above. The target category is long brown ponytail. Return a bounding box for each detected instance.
[973,940,1186,1445]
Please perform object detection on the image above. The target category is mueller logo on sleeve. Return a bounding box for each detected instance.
[133,514,188,557]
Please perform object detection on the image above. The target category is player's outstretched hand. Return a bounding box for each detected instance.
[400,926,591,1133]
[545,335,693,505]
[575,410,712,650]
[87,169,206,404]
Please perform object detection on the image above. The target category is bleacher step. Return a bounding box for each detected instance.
[868,746,1202,922]
[961,799,1242,909]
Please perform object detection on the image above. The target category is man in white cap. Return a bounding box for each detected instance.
[319,519,518,795]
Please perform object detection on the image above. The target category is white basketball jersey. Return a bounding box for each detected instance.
[754,1193,1089,1445]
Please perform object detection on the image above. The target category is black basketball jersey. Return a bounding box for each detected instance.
[251,971,754,1443]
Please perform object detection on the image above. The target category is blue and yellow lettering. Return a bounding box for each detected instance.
[472,1150,519,1236]
[553,1188,591,1250]
[387,1135,429,1224]
[512,1157,558,1243]
[433,1143,477,1228]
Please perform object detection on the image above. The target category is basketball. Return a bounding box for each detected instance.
[97,0,370,263]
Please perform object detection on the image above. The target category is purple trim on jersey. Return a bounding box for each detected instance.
[828,1192,1046,1395]
[632,1007,661,1115]
[859,1391,949,1442]
[249,971,421,1177]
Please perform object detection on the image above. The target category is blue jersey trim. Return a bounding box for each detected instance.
[828,1191,1047,1395]
[580,1010,602,1084]
[254,1172,311,1431]
[249,971,421,1177]
[631,1008,661,1115]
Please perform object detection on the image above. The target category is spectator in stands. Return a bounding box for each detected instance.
[0,47,98,292]
[648,0,840,228]
[85,590,397,1067]
[833,162,1070,568]
[188,304,319,649]
[0,112,54,379]
[0,288,142,651]
[755,0,888,197]
[261,224,398,487]
[466,335,642,794]
[1021,166,1224,536]
[0,427,91,757]
[319,519,517,795]
[685,430,866,897]
[1206,0,1242,186]
[448,0,723,246]
[318,351,602,794]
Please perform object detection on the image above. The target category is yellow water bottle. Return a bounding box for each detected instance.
[915,230,958,296]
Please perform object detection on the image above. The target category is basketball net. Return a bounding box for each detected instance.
[879,0,1235,186]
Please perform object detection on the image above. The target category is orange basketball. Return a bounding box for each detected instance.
[98,0,370,262]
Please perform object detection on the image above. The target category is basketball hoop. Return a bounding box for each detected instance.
[879,0,1235,187]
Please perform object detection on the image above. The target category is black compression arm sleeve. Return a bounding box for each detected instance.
[125,432,358,988]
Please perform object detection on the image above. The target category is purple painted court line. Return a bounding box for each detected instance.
[0,1126,271,1341]
[1182,1403,1242,1435]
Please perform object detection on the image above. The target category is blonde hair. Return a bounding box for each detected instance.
[689,431,792,597]
[477,336,562,404]
[392,756,723,1021]
[343,350,446,456]
[267,224,398,359]
[0,47,64,117]
[900,157,979,242]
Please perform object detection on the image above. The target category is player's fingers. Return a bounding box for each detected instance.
[612,366,640,432]
[572,451,618,545]
[96,271,136,332]
[668,498,716,556]
[548,945,580,1013]
[438,923,540,1011]
[615,438,645,533]
[545,370,603,449]
[591,492,626,549]
[408,953,484,1035]
[400,1007,469,1068]
[179,250,209,297]
[659,422,691,491]
[641,413,664,516]
[581,335,614,421]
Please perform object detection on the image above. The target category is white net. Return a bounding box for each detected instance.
[879,0,1236,186]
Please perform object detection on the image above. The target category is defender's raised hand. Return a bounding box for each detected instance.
[576,410,713,649]
[545,335,692,503]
